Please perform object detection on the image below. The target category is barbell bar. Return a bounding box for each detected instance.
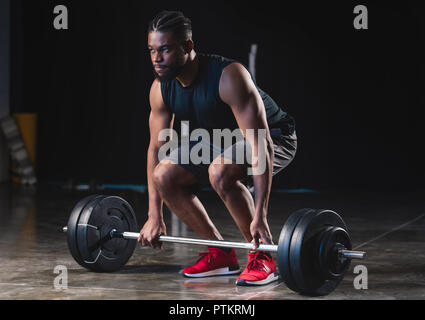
[111,230,366,259]
[62,226,366,259]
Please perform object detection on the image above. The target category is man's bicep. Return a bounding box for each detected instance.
[219,63,268,131]
[149,81,172,147]
[219,63,255,109]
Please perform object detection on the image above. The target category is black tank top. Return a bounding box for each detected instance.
[160,53,295,136]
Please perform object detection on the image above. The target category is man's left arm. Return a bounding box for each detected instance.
[219,62,275,249]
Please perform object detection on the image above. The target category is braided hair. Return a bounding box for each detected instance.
[148,11,192,42]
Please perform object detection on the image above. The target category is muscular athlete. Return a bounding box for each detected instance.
[138,11,297,286]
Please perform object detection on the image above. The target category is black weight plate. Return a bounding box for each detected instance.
[66,195,105,269]
[77,196,138,272]
[289,209,348,296]
[318,227,352,280]
[277,208,317,293]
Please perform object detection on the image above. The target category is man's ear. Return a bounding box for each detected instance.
[183,39,194,54]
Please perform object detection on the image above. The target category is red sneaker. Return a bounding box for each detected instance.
[236,251,279,286]
[181,248,240,278]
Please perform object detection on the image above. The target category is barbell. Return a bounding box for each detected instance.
[62,194,366,296]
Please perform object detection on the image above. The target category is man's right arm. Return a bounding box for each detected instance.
[147,79,172,218]
[139,79,172,248]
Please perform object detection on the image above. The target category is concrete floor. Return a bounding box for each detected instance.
[0,183,424,300]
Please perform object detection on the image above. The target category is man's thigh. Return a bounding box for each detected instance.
[160,140,215,189]
[160,130,298,189]
[219,129,298,188]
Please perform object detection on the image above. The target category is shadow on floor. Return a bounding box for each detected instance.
[113,264,184,274]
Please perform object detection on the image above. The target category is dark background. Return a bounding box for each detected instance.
[9,0,425,191]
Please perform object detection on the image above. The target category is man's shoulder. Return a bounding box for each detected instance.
[150,78,161,94]
[200,53,237,66]
[199,53,242,85]
[149,79,167,107]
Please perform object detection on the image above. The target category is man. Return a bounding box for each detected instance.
[138,10,297,286]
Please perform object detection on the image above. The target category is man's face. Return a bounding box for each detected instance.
[148,31,187,81]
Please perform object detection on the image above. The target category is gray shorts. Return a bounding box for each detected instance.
[162,129,297,190]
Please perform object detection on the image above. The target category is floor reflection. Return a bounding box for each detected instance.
[0,185,37,258]
[0,184,424,299]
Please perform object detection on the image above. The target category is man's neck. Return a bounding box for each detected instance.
[176,51,198,88]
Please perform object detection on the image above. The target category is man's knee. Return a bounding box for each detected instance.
[152,161,177,192]
[208,161,244,195]
[153,160,197,192]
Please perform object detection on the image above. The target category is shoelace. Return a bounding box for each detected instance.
[246,252,270,272]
